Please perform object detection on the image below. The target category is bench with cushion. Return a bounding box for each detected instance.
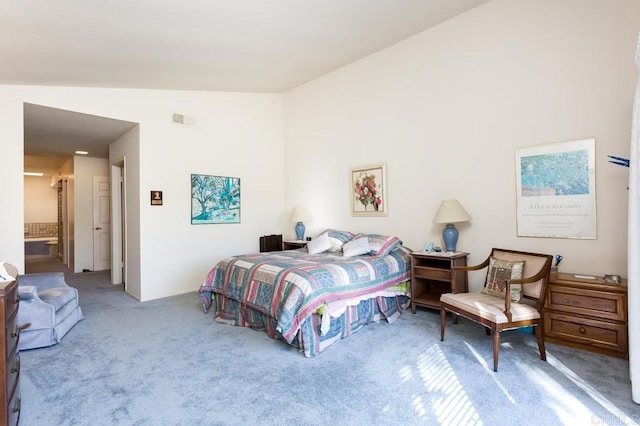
[440,248,553,372]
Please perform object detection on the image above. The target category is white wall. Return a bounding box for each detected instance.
[0,86,284,299]
[110,126,141,299]
[134,91,284,301]
[283,0,640,289]
[73,156,109,273]
[0,89,25,272]
[2,0,637,296]
[23,176,57,223]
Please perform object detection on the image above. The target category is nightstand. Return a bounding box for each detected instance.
[544,272,628,359]
[283,240,307,250]
[409,251,469,313]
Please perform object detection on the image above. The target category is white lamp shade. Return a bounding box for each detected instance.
[290,206,312,223]
[433,200,471,224]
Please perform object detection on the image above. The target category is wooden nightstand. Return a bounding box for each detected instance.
[409,251,469,313]
[544,272,628,359]
[283,240,307,250]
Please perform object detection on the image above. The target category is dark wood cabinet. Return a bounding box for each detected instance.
[259,234,283,252]
[283,240,307,250]
[544,273,628,359]
[0,280,21,425]
[409,252,468,313]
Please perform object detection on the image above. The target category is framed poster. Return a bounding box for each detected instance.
[191,174,240,224]
[515,138,596,239]
[350,163,387,216]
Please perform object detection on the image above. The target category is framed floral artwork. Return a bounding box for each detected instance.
[350,163,387,216]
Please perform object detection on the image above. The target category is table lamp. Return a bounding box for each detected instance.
[432,200,471,252]
[290,206,312,241]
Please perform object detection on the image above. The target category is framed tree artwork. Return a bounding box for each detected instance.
[191,174,241,224]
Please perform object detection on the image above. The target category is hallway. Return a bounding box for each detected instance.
[25,258,73,274]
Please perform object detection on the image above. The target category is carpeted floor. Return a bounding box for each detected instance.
[25,258,73,274]
[17,270,640,425]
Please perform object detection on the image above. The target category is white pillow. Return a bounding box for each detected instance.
[342,237,371,257]
[307,232,332,254]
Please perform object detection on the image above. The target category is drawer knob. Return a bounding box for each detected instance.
[12,397,20,413]
[10,323,30,338]
[11,357,19,374]
[579,326,586,334]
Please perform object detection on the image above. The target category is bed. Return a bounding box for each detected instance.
[198,230,412,357]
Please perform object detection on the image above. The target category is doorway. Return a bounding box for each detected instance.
[92,176,111,271]
[23,103,138,279]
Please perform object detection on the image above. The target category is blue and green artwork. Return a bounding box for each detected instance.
[520,149,590,197]
[191,174,240,224]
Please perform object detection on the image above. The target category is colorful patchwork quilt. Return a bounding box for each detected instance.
[198,246,412,343]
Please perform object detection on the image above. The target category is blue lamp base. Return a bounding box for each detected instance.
[442,223,459,252]
[295,222,305,240]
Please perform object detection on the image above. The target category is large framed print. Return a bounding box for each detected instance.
[515,138,596,239]
[191,174,241,224]
[351,163,387,216]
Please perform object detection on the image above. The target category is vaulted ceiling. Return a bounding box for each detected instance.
[6,0,490,173]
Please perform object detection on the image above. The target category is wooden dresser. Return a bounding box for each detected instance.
[543,273,628,359]
[0,281,21,425]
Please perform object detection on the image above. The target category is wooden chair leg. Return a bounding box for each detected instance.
[534,325,547,361]
[492,328,500,372]
[452,313,459,324]
[485,327,491,336]
[440,308,446,341]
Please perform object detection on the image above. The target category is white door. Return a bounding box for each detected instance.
[93,176,111,271]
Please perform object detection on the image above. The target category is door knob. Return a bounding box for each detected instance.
[95,227,102,230]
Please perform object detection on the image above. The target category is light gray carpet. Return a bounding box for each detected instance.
[18,271,640,425]
[25,258,73,275]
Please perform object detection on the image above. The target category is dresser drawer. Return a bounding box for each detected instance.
[0,281,20,425]
[413,266,451,281]
[5,352,18,405]
[546,285,626,322]
[3,283,18,324]
[4,315,18,360]
[544,311,628,355]
[7,381,20,426]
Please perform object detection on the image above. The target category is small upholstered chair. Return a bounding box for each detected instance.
[440,248,552,372]
[5,263,84,350]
